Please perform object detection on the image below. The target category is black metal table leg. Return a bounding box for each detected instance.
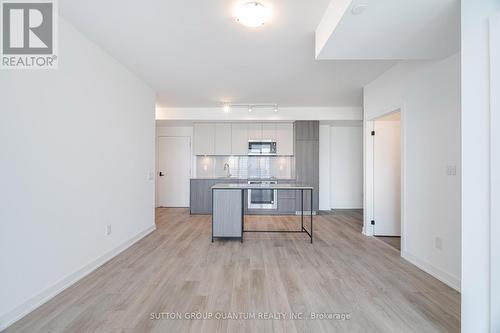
[310,189,313,244]
[301,189,304,230]
[211,188,214,242]
[241,189,244,243]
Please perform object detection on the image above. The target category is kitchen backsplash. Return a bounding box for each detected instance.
[196,156,295,179]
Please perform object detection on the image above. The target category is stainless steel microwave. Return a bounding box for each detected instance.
[248,140,277,155]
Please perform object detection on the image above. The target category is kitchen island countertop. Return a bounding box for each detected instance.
[191,178,296,180]
[211,183,312,190]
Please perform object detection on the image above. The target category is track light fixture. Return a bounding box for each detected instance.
[221,103,278,113]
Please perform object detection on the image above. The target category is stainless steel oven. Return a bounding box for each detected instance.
[248,140,277,155]
[248,180,277,209]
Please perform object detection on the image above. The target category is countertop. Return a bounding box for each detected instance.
[191,178,296,181]
[211,183,313,190]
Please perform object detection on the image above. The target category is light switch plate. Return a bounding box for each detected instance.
[446,165,457,176]
[435,237,443,250]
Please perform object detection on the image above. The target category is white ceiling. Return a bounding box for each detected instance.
[316,0,460,60]
[60,0,395,108]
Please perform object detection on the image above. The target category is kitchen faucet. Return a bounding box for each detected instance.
[223,163,231,177]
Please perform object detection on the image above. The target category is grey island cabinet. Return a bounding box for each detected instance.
[211,183,314,243]
[211,188,243,239]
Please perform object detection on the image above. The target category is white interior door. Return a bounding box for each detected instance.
[158,136,191,207]
[373,115,401,236]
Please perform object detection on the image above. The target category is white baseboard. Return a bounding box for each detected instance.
[362,227,372,236]
[0,224,156,331]
[401,250,461,292]
[331,206,363,210]
[362,221,373,236]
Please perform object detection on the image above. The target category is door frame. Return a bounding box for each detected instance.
[155,135,192,208]
[490,12,500,327]
[363,106,406,253]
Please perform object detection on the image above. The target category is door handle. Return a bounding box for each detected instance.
[159,172,165,177]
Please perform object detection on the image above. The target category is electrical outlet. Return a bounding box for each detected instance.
[446,165,457,176]
[435,237,443,250]
[105,224,112,236]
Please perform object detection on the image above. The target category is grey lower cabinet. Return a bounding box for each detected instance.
[190,179,245,214]
[212,189,243,239]
[277,180,298,214]
[190,179,213,214]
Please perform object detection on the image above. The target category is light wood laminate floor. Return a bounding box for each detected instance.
[4,208,460,333]
[375,236,401,251]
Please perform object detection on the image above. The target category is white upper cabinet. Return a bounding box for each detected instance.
[262,123,277,141]
[193,122,294,156]
[231,123,248,155]
[193,123,215,155]
[247,123,263,141]
[214,123,232,155]
[276,123,294,155]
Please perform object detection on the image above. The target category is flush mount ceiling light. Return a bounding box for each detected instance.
[235,2,272,28]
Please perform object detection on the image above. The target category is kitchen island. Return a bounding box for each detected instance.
[190,178,299,215]
[211,183,313,243]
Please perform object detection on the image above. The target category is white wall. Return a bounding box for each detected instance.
[330,126,363,209]
[491,12,500,333]
[0,19,156,330]
[363,53,461,290]
[319,123,363,210]
[461,1,500,331]
[318,125,331,210]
